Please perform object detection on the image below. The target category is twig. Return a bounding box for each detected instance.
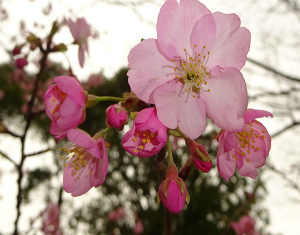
[271,121,300,138]
[25,148,53,157]
[0,149,17,167]
[247,57,300,83]
[13,29,54,235]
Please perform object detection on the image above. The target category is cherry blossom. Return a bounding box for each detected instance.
[128,0,250,139]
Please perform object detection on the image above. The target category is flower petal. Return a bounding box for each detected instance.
[153,80,206,139]
[217,131,236,156]
[67,129,96,150]
[157,0,210,60]
[201,66,248,131]
[244,109,273,124]
[63,157,93,197]
[252,121,271,157]
[57,99,83,129]
[50,122,68,139]
[217,132,237,181]
[54,76,85,107]
[206,12,251,70]
[237,157,259,179]
[128,39,175,103]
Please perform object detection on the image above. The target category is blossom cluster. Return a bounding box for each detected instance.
[44,0,272,217]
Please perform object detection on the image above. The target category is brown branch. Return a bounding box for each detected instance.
[249,87,300,100]
[25,148,53,157]
[13,30,54,235]
[247,57,300,83]
[6,129,22,138]
[0,149,17,167]
[178,156,193,181]
[271,121,300,138]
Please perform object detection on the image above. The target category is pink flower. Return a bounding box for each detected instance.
[217,109,272,181]
[41,203,62,235]
[231,215,260,235]
[62,129,108,197]
[128,0,250,139]
[185,139,212,172]
[66,18,91,68]
[105,104,128,131]
[15,57,28,69]
[122,107,167,158]
[44,76,86,139]
[108,207,126,221]
[158,162,189,214]
[133,219,144,235]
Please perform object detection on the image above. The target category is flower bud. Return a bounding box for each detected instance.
[15,57,28,70]
[158,177,187,214]
[185,139,212,173]
[105,104,128,131]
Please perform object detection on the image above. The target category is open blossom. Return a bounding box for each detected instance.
[66,18,91,68]
[105,104,128,131]
[217,109,272,181]
[44,76,86,139]
[15,57,28,69]
[231,215,260,235]
[128,0,250,139]
[61,129,108,197]
[122,107,167,158]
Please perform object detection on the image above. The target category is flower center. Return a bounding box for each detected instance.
[170,44,212,100]
[50,86,67,120]
[232,121,266,162]
[132,130,159,153]
[60,143,94,179]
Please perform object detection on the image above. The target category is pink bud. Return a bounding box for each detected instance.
[186,139,212,173]
[15,57,28,69]
[105,104,128,131]
[12,45,22,55]
[158,178,187,214]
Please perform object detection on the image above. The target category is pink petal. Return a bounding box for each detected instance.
[252,121,271,155]
[217,149,236,181]
[57,101,83,130]
[153,80,206,139]
[128,39,175,103]
[134,107,155,124]
[237,157,259,179]
[244,109,273,124]
[190,14,217,57]
[201,67,248,131]
[66,19,79,41]
[50,122,68,139]
[67,129,96,150]
[157,0,210,60]
[217,131,236,156]
[63,157,93,197]
[54,76,85,107]
[206,12,251,71]
[78,46,85,68]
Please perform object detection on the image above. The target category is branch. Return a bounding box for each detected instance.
[247,57,300,83]
[0,149,17,167]
[249,87,300,100]
[25,148,53,157]
[271,121,300,138]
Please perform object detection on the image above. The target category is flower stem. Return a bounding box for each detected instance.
[175,127,188,140]
[96,96,126,102]
[166,134,174,165]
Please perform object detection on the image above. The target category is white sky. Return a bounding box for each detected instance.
[1,0,300,234]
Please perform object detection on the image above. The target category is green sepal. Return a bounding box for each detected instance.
[157,193,161,204]
[130,112,138,120]
[162,179,171,199]
[186,190,190,205]
[168,129,181,137]
[174,177,185,196]
[196,147,209,162]
[85,94,100,108]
